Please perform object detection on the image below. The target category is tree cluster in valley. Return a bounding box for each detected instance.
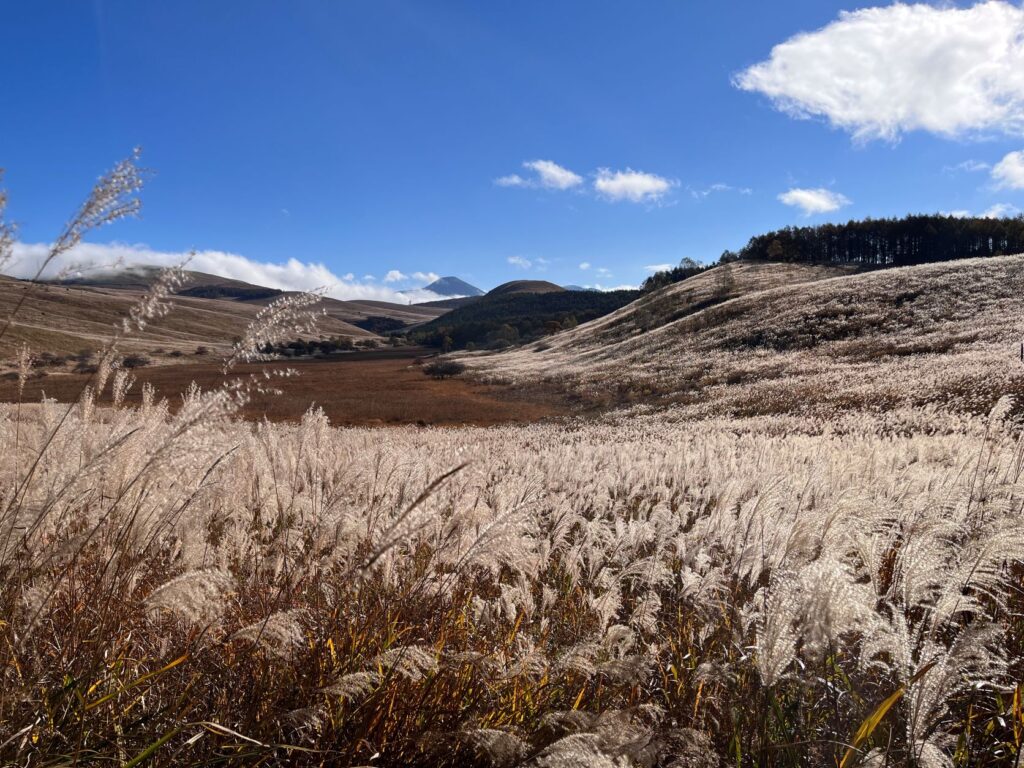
[409,289,639,351]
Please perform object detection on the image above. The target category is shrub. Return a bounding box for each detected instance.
[423,359,466,379]
[31,352,67,368]
[121,353,151,368]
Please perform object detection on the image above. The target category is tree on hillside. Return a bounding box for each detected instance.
[640,258,710,293]
[734,213,1024,267]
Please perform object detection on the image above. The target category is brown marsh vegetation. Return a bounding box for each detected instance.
[0,348,560,427]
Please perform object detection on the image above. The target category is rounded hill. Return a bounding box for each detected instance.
[486,280,567,297]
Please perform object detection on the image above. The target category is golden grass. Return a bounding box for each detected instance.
[3,386,1024,766]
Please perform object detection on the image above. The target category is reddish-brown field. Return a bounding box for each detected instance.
[0,348,562,426]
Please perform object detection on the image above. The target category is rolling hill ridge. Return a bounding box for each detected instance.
[466,257,1024,419]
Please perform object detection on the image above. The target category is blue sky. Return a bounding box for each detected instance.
[3,1,1024,300]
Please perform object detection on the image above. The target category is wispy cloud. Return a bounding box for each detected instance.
[644,263,674,273]
[778,187,851,216]
[507,255,532,269]
[578,261,591,271]
[944,160,991,175]
[594,168,675,203]
[3,241,446,303]
[735,2,1024,141]
[689,183,753,199]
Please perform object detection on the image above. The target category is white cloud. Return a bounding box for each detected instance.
[525,160,583,190]
[3,241,448,303]
[596,267,613,278]
[497,161,677,204]
[411,271,440,283]
[992,150,1024,189]
[494,174,528,187]
[383,269,407,283]
[507,255,532,269]
[495,160,582,190]
[594,168,675,203]
[644,263,674,273]
[981,202,1021,218]
[940,204,1019,219]
[584,282,638,292]
[578,261,591,271]
[777,187,851,215]
[734,2,1024,141]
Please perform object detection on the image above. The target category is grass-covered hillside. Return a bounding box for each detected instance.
[0,274,375,359]
[468,256,1024,418]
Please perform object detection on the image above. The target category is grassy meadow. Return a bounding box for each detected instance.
[4,391,1024,766]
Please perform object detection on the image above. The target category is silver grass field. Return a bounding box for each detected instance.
[4,157,1024,767]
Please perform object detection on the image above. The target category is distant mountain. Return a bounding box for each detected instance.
[46,266,451,335]
[57,266,283,298]
[423,276,484,297]
[486,280,566,297]
[562,284,598,292]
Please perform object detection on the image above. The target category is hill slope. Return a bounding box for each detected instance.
[416,296,481,310]
[466,257,1024,418]
[55,267,448,327]
[0,276,376,359]
[486,280,566,297]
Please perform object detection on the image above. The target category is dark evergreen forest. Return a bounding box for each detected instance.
[732,214,1024,267]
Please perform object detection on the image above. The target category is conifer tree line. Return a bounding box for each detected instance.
[731,213,1024,267]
